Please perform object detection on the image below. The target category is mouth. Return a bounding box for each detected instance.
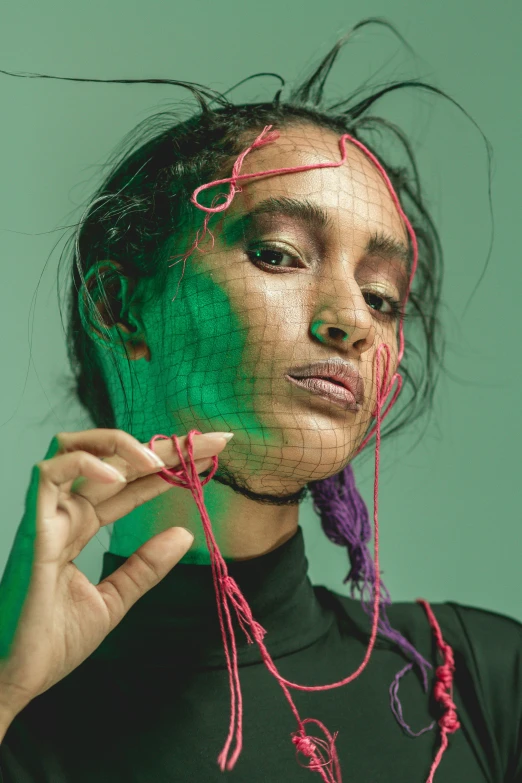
[284,359,364,412]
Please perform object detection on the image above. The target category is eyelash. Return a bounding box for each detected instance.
[246,243,408,322]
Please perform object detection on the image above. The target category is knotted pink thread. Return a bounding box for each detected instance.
[152,125,460,782]
[168,125,280,302]
[416,599,461,783]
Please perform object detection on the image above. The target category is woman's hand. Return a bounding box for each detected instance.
[0,428,232,722]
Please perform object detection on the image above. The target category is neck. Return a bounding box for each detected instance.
[109,473,301,563]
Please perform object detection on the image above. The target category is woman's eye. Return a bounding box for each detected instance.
[363,291,401,320]
[246,245,302,270]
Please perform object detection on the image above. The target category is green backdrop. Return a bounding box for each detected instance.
[1,0,520,621]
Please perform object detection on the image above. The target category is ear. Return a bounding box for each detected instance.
[78,260,151,361]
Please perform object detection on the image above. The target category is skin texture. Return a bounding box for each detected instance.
[86,123,409,563]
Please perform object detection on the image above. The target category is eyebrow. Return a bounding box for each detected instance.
[225,196,412,272]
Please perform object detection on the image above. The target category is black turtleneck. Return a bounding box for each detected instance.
[1,526,521,782]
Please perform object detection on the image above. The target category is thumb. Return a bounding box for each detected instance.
[97,526,194,632]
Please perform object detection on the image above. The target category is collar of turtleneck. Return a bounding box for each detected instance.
[91,526,339,668]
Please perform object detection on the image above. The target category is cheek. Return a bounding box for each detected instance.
[213,263,307,351]
[158,261,304,397]
[159,266,249,380]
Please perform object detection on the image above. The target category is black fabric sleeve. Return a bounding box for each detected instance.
[444,602,522,782]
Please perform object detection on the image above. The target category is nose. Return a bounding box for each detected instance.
[310,284,375,356]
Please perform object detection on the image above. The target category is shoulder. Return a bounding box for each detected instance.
[390,599,522,663]
[431,603,522,727]
[325,590,522,780]
[328,590,522,660]
[420,601,522,781]
[436,601,522,668]
[331,592,522,677]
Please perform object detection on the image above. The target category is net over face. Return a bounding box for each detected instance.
[128,122,411,498]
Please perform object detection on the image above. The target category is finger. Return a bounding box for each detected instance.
[34,451,127,526]
[97,525,195,632]
[135,432,233,478]
[50,429,167,490]
[72,432,232,508]
[59,457,213,563]
[94,457,214,527]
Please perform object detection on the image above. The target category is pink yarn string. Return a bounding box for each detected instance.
[167,125,280,302]
[416,599,461,783]
[150,125,460,782]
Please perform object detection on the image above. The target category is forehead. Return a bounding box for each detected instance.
[227,123,407,244]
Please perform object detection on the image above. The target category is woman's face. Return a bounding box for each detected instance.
[135,123,410,496]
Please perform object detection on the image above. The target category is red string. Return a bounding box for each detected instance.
[416,599,461,782]
[167,126,280,302]
[150,125,460,782]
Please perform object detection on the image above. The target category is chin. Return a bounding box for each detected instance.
[216,438,356,495]
[219,418,360,474]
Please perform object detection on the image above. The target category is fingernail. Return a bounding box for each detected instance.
[208,432,234,441]
[104,464,127,483]
[174,526,195,547]
[141,446,166,468]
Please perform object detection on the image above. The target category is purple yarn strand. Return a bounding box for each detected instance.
[310,463,435,738]
[390,664,436,737]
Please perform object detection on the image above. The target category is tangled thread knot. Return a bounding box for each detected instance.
[220,575,267,645]
[291,727,340,779]
[433,653,461,733]
[416,600,461,783]
[293,735,317,756]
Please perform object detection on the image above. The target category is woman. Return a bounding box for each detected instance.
[0,23,520,783]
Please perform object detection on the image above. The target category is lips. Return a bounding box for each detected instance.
[285,359,364,412]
